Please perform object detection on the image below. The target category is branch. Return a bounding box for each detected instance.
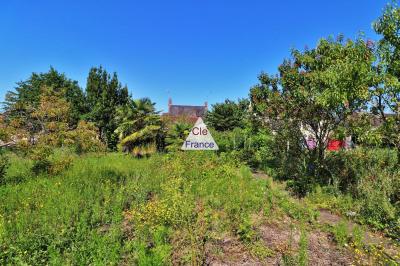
[0,141,16,148]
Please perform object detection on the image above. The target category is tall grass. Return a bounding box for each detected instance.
[1,153,146,264]
[0,151,273,265]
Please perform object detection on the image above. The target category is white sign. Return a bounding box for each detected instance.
[181,117,219,150]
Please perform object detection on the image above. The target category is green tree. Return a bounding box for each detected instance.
[2,85,74,148]
[373,1,400,163]
[85,66,130,149]
[3,67,86,126]
[206,99,249,131]
[164,122,191,152]
[251,36,375,192]
[114,98,162,156]
[67,121,105,154]
[31,87,71,147]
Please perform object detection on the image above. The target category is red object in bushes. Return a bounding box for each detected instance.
[327,139,343,151]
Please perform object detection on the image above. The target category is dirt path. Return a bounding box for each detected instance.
[240,172,400,265]
[206,215,355,265]
[121,172,399,265]
[206,172,355,265]
[317,208,400,265]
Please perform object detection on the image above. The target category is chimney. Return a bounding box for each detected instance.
[168,98,172,113]
[204,101,208,110]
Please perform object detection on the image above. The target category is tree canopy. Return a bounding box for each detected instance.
[251,36,376,188]
[373,1,400,162]
[3,67,86,126]
[206,99,249,131]
[85,66,130,149]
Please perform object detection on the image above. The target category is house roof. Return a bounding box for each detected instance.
[168,105,207,117]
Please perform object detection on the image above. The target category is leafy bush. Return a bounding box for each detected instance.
[205,98,249,131]
[325,148,398,193]
[212,127,275,170]
[30,145,53,175]
[67,121,105,154]
[30,147,74,176]
[164,122,191,152]
[307,148,400,239]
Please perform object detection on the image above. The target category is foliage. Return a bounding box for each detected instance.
[1,3,400,263]
[250,36,376,193]
[30,145,53,175]
[0,116,13,145]
[85,66,130,149]
[298,225,309,266]
[347,113,386,147]
[0,151,303,265]
[2,85,73,150]
[305,148,400,238]
[205,98,249,131]
[133,226,172,265]
[164,122,191,152]
[3,67,86,126]
[31,87,71,147]
[67,121,105,154]
[2,66,133,151]
[373,1,400,163]
[333,221,349,247]
[115,98,162,156]
[29,146,74,176]
[351,225,364,248]
[324,148,398,193]
[248,241,274,260]
[212,127,275,170]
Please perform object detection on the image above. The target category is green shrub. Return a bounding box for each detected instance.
[236,216,254,243]
[30,147,75,176]
[30,145,53,175]
[164,122,191,152]
[67,121,105,154]
[212,127,275,170]
[324,148,400,238]
[325,148,397,194]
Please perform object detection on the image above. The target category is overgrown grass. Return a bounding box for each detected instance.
[2,151,301,265]
[304,148,400,240]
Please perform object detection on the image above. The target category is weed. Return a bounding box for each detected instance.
[333,221,349,247]
[351,225,364,248]
[298,224,309,266]
[249,240,274,260]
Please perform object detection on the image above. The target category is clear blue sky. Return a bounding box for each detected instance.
[0,0,388,112]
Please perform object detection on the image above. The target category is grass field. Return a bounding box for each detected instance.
[0,151,268,264]
[0,151,399,265]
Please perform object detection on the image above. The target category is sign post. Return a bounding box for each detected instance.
[181,117,219,150]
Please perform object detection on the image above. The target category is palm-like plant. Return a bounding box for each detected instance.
[114,98,162,156]
[165,122,191,152]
